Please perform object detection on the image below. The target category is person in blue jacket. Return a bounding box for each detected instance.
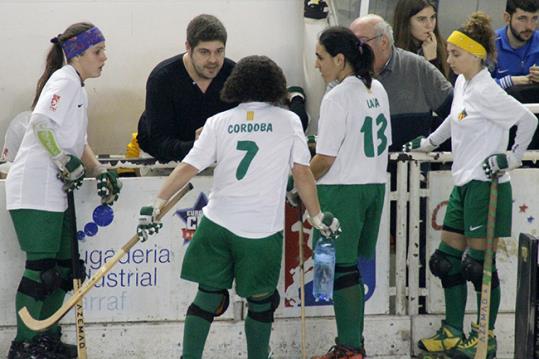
[492,0,539,89]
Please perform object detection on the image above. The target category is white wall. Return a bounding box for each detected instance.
[0,0,304,154]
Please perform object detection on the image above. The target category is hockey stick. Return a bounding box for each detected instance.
[298,201,307,359]
[19,182,194,331]
[475,176,498,359]
[67,192,87,359]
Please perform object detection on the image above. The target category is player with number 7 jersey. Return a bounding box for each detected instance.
[136,55,341,359]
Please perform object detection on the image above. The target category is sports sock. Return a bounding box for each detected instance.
[40,261,71,337]
[468,249,500,330]
[182,286,224,359]
[245,293,274,359]
[333,263,364,349]
[15,252,51,342]
[438,242,466,331]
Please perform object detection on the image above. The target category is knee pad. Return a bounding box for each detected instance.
[247,290,280,323]
[17,259,61,300]
[186,288,229,323]
[333,264,361,291]
[462,255,500,291]
[429,250,465,288]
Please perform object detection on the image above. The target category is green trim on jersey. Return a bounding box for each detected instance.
[313,184,385,262]
[181,216,283,298]
[9,209,73,257]
[443,180,512,238]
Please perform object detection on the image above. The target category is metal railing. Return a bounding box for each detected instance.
[390,149,539,316]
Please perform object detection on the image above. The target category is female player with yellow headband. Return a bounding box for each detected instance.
[403,12,537,359]
[6,22,121,358]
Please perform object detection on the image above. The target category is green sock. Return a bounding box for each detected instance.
[438,242,466,331]
[333,263,364,349]
[15,253,51,342]
[245,293,274,359]
[469,249,500,330]
[182,286,225,359]
[40,261,71,337]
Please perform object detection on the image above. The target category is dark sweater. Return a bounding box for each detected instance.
[137,54,236,162]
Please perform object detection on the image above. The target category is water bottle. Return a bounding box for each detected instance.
[312,235,336,302]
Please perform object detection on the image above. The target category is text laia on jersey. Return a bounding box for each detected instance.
[367,97,380,109]
[228,122,273,134]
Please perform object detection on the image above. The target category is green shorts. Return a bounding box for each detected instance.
[443,180,512,238]
[9,209,73,257]
[314,184,385,262]
[180,216,283,298]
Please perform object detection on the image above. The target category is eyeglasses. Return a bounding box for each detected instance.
[357,34,383,43]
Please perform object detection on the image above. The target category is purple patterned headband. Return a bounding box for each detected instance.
[58,27,105,60]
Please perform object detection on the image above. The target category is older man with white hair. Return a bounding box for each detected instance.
[350,14,453,152]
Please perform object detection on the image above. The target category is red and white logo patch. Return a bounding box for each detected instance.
[50,94,61,112]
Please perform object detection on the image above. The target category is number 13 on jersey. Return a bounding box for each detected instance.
[360,113,388,157]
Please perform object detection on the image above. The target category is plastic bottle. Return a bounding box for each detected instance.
[312,235,336,302]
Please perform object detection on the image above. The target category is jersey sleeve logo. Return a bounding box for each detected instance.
[50,94,61,112]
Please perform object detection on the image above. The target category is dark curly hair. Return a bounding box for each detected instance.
[458,11,496,64]
[221,55,287,104]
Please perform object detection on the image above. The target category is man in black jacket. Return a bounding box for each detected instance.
[137,14,236,162]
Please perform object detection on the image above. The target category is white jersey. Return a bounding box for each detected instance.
[316,76,391,185]
[450,68,535,186]
[6,65,88,211]
[183,102,310,238]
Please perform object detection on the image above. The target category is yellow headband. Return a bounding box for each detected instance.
[447,31,487,60]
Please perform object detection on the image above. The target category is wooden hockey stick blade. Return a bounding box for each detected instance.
[474,178,498,359]
[19,182,194,331]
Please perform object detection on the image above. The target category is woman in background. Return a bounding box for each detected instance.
[393,0,450,79]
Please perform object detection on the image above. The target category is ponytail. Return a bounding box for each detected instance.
[354,41,374,89]
[32,39,65,109]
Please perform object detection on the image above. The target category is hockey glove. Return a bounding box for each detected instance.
[137,198,166,242]
[482,152,520,178]
[286,175,300,207]
[54,153,85,192]
[96,168,122,205]
[402,136,437,152]
[309,212,341,239]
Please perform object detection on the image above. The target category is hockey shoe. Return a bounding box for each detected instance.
[32,334,74,358]
[418,320,464,353]
[304,0,329,20]
[7,340,61,359]
[450,322,496,359]
[40,332,78,358]
[311,343,366,359]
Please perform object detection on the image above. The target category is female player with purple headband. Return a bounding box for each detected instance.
[6,22,121,359]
